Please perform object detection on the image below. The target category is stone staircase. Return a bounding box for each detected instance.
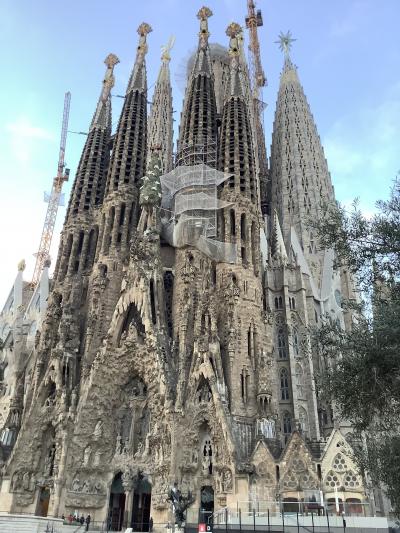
[0,514,86,533]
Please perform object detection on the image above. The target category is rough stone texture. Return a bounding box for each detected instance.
[0,8,380,528]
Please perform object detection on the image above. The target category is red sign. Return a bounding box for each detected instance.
[198,524,206,532]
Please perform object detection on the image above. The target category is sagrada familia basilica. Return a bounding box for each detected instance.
[0,4,385,530]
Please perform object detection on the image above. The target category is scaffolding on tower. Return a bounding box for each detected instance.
[31,92,71,286]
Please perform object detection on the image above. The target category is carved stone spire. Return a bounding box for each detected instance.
[177,7,217,165]
[127,22,152,94]
[55,55,119,281]
[270,34,335,263]
[147,38,174,173]
[197,6,212,48]
[219,22,257,204]
[90,53,119,129]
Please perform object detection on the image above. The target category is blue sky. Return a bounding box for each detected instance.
[0,0,399,305]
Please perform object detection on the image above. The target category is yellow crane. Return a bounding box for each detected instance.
[31,92,71,286]
[245,0,269,215]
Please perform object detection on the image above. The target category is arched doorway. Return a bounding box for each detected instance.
[108,473,126,531]
[199,486,214,524]
[36,486,50,517]
[131,477,152,531]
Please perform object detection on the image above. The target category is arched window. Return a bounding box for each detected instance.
[278,296,283,309]
[280,368,290,400]
[277,329,287,359]
[283,412,292,436]
[295,363,304,398]
[275,297,279,310]
[293,328,300,356]
[230,209,236,236]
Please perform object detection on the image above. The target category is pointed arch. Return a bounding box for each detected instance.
[280,368,290,400]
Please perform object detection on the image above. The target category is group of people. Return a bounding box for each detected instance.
[61,512,91,530]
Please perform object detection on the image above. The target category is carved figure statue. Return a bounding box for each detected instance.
[83,445,91,466]
[94,420,103,439]
[167,482,195,527]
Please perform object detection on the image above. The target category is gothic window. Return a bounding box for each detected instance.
[298,407,309,437]
[84,227,98,269]
[61,362,70,388]
[240,368,249,403]
[74,231,84,272]
[274,297,279,310]
[277,329,287,359]
[280,368,290,400]
[278,296,283,309]
[283,412,292,436]
[230,209,236,236]
[295,363,305,398]
[325,470,340,489]
[332,453,348,472]
[149,279,157,325]
[163,271,174,337]
[293,328,300,355]
[202,438,213,475]
[344,471,361,489]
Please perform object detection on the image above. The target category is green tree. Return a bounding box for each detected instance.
[311,178,400,516]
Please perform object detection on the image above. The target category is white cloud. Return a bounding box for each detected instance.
[4,117,55,163]
[324,81,400,211]
[6,117,54,140]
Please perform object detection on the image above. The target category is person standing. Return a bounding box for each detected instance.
[85,514,91,531]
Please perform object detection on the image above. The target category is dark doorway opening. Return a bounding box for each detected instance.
[108,473,126,531]
[36,486,50,517]
[199,486,214,525]
[132,478,152,532]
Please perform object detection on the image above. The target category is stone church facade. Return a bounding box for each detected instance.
[0,6,376,529]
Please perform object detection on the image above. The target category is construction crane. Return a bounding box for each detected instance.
[245,0,269,215]
[31,92,71,286]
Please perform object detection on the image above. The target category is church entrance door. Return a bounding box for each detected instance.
[108,473,126,531]
[199,486,214,525]
[131,478,152,531]
[36,486,50,517]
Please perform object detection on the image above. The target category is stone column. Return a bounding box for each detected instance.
[52,429,68,517]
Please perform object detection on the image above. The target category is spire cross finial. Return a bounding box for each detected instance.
[197,6,213,47]
[275,30,296,57]
[161,35,176,62]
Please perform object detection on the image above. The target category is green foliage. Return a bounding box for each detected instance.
[311,177,400,516]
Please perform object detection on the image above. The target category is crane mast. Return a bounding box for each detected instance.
[31,92,71,286]
[245,0,269,215]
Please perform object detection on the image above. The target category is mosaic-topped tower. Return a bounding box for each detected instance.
[0,10,373,529]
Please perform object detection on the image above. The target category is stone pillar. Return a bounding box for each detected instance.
[52,429,68,517]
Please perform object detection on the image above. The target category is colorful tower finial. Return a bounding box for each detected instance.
[100,53,119,103]
[137,22,152,58]
[197,6,213,47]
[226,22,242,56]
[275,30,296,58]
[161,35,175,63]
[91,53,119,129]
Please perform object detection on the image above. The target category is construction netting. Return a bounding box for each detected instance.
[159,163,237,263]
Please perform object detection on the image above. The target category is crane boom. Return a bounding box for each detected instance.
[245,0,269,215]
[31,92,71,286]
